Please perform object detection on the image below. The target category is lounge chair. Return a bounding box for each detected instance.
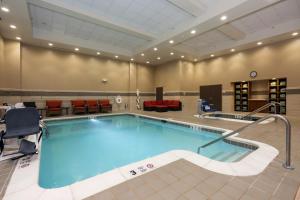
[86,100,98,113]
[0,107,41,160]
[46,100,62,116]
[71,100,86,114]
[99,99,112,113]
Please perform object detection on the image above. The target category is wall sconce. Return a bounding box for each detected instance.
[101,78,108,84]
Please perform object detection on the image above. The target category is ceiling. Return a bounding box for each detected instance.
[0,0,299,65]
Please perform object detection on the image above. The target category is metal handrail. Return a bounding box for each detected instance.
[197,114,293,169]
[241,102,280,119]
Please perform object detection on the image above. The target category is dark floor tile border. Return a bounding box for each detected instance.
[224,139,258,150]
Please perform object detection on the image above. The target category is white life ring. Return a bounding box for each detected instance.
[115,96,122,104]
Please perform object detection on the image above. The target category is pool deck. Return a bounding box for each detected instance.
[1,110,300,199]
[85,159,297,200]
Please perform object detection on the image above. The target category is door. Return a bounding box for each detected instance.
[200,84,222,111]
[156,87,163,101]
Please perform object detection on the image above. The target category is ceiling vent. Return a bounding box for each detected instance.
[217,24,246,40]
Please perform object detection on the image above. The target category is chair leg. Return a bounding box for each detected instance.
[0,139,3,155]
[11,154,26,160]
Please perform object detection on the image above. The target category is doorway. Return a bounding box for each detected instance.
[200,84,222,111]
[156,87,163,101]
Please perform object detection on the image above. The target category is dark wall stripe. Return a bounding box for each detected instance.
[223,91,234,96]
[287,88,300,94]
[0,90,155,97]
[1,88,300,97]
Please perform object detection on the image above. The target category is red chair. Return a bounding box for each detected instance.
[46,100,62,116]
[99,99,112,113]
[71,100,86,114]
[86,100,98,113]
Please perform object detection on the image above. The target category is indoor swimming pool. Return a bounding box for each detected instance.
[39,114,254,188]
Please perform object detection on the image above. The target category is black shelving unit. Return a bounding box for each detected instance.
[234,81,251,112]
[268,78,287,114]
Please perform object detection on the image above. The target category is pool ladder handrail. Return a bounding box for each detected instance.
[197,114,293,169]
[39,121,49,140]
[241,102,281,119]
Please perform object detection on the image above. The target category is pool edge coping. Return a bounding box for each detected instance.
[3,112,279,200]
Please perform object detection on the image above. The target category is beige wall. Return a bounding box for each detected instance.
[154,37,300,92]
[0,34,4,88]
[182,38,300,90]
[154,61,181,91]
[0,42,155,113]
[22,45,130,91]
[1,40,21,89]
[0,43,155,93]
[1,37,300,116]
[155,38,300,116]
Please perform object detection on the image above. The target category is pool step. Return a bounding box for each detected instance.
[210,151,226,160]
[218,151,240,162]
[210,151,245,162]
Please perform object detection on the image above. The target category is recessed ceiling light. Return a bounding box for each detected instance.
[220,15,227,21]
[10,24,17,29]
[141,53,145,56]
[257,42,263,46]
[170,52,174,55]
[153,47,158,51]
[210,54,215,57]
[115,55,119,58]
[74,48,79,51]
[194,58,198,62]
[48,43,53,46]
[97,52,101,55]
[146,61,150,64]
[157,57,161,60]
[190,30,196,34]
[16,37,21,40]
[231,49,235,52]
[169,40,174,44]
[130,58,134,61]
[1,7,10,12]
[181,55,185,58]
[292,32,298,36]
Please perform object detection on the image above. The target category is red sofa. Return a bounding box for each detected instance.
[143,100,182,111]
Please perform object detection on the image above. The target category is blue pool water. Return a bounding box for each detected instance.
[39,115,252,188]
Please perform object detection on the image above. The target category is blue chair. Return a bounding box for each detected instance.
[201,100,217,112]
[0,107,42,160]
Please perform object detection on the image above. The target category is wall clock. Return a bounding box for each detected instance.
[250,71,257,78]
